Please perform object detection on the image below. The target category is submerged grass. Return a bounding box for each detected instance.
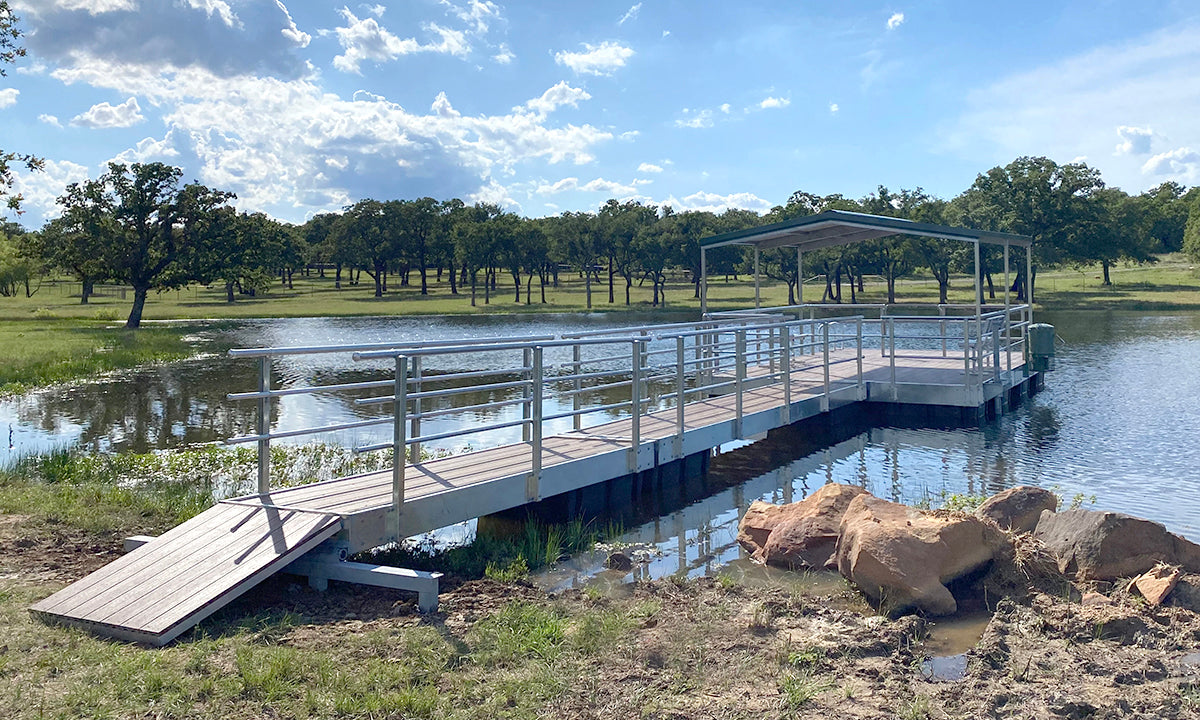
[364,515,622,581]
[0,319,214,394]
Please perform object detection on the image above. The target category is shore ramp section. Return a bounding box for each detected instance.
[30,501,342,646]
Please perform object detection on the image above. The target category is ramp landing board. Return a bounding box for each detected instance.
[30,501,342,646]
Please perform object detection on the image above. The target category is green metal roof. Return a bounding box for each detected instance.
[699,210,1032,252]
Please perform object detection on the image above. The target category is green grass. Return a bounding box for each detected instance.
[0,319,210,394]
[4,255,1197,328]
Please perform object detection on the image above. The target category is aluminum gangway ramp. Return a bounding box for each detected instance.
[30,501,342,646]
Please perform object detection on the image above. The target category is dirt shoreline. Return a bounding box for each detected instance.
[5,512,1200,719]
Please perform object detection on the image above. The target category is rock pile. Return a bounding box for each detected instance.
[738,483,1200,615]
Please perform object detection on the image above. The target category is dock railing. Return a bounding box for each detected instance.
[225,305,1026,541]
[224,316,862,531]
[709,302,1030,400]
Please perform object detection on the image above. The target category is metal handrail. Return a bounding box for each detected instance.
[226,308,1027,543]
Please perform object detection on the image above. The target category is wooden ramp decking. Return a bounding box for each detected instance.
[30,347,1035,645]
[31,502,342,645]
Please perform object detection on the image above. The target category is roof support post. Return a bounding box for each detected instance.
[973,238,982,319]
[1004,241,1011,372]
[797,248,803,306]
[1026,244,1034,323]
[700,246,708,315]
[754,246,761,309]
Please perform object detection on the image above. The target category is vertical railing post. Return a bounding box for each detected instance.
[940,305,947,358]
[780,325,791,424]
[992,323,1001,383]
[629,339,642,471]
[821,322,831,412]
[963,318,972,391]
[256,356,270,495]
[410,356,422,463]
[675,335,686,457]
[393,355,408,539]
[528,346,543,501]
[522,348,532,442]
[572,344,582,431]
[735,329,746,437]
[856,317,865,400]
[888,317,897,400]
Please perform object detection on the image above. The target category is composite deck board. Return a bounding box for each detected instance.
[31,503,341,644]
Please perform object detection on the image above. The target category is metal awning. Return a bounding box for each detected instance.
[696,209,1033,315]
[699,209,1031,252]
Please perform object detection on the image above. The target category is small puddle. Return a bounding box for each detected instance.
[920,653,968,682]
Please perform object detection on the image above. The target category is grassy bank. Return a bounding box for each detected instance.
[4,255,1198,325]
[0,319,214,394]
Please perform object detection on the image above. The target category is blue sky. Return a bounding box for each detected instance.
[2,0,1199,226]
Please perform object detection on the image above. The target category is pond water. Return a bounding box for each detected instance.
[3,309,1199,543]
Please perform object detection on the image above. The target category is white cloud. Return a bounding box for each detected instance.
[70,96,145,128]
[1141,147,1200,181]
[39,114,62,127]
[537,177,578,194]
[0,88,17,109]
[366,4,386,17]
[1114,125,1154,155]
[521,81,590,118]
[662,30,670,38]
[45,59,615,218]
[555,41,634,76]
[887,12,905,30]
[184,0,239,28]
[829,102,839,114]
[946,22,1200,193]
[24,0,310,80]
[277,0,311,48]
[581,178,636,195]
[493,43,515,64]
[618,3,641,25]
[675,108,713,129]
[719,103,731,114]
[470,178,520,210]
[759,96,790,110]
[618,130,640,141]
[109,133,182,165]
[441,0,502,35]
[662,190,771,214]
[536,176,635,196]
[333,8,469,74]
[17,0,137,14]
[637,162,663,173]
[4,159,91,223]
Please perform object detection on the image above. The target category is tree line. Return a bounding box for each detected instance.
[2,157,1199,329]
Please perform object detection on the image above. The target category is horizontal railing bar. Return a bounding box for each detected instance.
[408,396,530,421]
[355,378,532,406]
[228,378,395,401]
[353,336,638,360]
[230,334,558,358]
[225,415,393,445]
[540,401,633,422]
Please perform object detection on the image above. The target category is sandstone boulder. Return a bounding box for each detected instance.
[1133,565,1181,606]
[736,483,869,569]
[976,485,1058,533]
[835,494,1006,616]
[1034,509,1200,581]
